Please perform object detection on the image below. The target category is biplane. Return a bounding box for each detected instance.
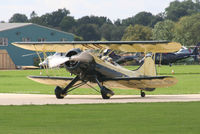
[12,41,181,99]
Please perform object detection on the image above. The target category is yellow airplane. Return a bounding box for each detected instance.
[12,41,181,99]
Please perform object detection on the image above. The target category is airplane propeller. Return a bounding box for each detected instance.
[69,52,94,63]
[43,52,94,68]
[48,56,69,68]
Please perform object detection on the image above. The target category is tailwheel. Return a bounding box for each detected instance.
[55,86,66,99]
[101,86,114,99]
[141,91,145,97]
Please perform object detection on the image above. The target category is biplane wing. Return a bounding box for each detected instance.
[12,41,181,53]
[28,76,95,88]
[103,76,177,89]
[28,75,177,89]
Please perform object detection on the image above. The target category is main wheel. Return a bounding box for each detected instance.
[141,91,145,97]
[101,86,114,99]
[55,86,66,99]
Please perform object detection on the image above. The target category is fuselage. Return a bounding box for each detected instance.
[64,51,139,82]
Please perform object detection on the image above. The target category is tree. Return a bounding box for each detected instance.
[30,11,37,19]
[9,13,28,23]
[75,24,100,41]
[121,11,163,27]
[38,8,70,27]
[133,12,163,27]
[100,24,115,40]
[60,16,76,32]
[121,17,134,26]
[152,20,175,41]
[121,24,152,41]
[77,16,112,27]
[110,26,125,41]
[165,0,200,21]
[114,19,122,26]
[174,13,200,46]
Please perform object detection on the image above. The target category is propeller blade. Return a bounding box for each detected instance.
[70,52,94,63]
[48,56,69,68]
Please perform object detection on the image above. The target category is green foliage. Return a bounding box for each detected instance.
[165,0,200,21]
[75,24,101,41]
[59,16,76,32]
[1,102,200,134]
[152,20,175,40]
[121,11,163,27]
[6,0,200,42]
[133,12,163,27]
[122,24,152,41]
[174,13,200,46]
[9,13,28,23]
[100,24,125,41]
[77,16,112,27]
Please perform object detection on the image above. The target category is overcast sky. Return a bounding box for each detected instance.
[0,0,183,22]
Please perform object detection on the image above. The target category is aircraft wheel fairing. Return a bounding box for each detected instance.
[55,86,66,99]
[101,86,114,99]
[141,91,145,97]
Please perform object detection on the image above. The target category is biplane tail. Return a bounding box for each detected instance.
[136,56,156,76]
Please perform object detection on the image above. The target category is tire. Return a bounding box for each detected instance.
[141,91,145,97]
[55,86,65,99]
[101,86,114,99]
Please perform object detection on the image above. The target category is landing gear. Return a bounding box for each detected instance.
[141,91,145,97]
[101,86,114,99]
[55,76,80,99]
[55,86,66,99]
[95,77,114,99]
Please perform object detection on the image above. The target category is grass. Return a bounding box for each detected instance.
[0,102,200,134]
[0,65,200,95]
[0,67,200,134]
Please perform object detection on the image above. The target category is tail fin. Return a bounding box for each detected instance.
[136,56,156,76]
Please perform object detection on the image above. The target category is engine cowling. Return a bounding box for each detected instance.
[65,48,81,68]
[64,49,95,76]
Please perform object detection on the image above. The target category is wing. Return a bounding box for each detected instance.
[12,41,181,53]
[28,76,96,88]
[103,76,178,89]
[28,75,177,90]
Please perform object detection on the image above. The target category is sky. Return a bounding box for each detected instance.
[0,0,183,22]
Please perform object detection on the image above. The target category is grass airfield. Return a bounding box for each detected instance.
[1,102,200,134]
[0,65,200,134]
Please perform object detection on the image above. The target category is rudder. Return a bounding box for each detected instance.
[136,56,156,76]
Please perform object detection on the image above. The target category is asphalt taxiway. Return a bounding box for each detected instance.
[0,93,200,105]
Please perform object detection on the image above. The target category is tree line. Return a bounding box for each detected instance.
[2,0,200,46]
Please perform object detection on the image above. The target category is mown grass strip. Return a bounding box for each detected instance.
[0,102,200,134]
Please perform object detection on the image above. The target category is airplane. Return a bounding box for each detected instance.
[140,43,200,65]
[12,41,181,99]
